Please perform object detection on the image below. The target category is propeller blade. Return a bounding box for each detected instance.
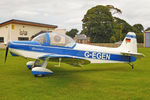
[4,45,9,63]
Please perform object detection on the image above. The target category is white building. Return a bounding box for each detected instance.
[0,19,66,46]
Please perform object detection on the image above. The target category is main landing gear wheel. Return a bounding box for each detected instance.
[26,61,35,70]
[32,67,53,77]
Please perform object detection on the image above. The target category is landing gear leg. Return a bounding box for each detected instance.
[33,59,40,68]
[128,63,134,69]
[26,59,40,70]
[128,56,134,69]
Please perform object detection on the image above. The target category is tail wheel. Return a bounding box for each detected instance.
[34,74,44,77]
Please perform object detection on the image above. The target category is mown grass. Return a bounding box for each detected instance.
[0,48,150,100]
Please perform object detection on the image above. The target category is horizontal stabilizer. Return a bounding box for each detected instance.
[121,52,145,59]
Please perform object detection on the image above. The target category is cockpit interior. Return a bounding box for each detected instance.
[32,32,76,48]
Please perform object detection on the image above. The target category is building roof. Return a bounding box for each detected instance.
[0,19,57,28]
[31,31,52,39]
[145,30,150,33]
[75,34,87,40]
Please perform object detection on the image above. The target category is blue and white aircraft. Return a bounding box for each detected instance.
[5,32,144,77]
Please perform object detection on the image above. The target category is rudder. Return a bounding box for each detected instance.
[118,32,137,53]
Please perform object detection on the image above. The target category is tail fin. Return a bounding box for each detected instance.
[118,32,137,53]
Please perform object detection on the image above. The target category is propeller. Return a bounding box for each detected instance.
[4,43,9,63]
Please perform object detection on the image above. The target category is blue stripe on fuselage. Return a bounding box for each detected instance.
[10,52,19,56]
[12,41,41,45]
[9,42,136,62]
[126,35,136,38]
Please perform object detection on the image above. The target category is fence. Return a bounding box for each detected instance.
[90,43,144,48]
[0,44,6,49]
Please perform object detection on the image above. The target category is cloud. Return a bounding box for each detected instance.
[0,0,150,31]
[12,10,39,17]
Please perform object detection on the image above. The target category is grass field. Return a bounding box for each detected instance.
[0,48,150,100]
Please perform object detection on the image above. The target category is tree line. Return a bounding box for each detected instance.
[66,5,148,43]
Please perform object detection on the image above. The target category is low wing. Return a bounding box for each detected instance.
[121,52,145,59]
[38,54,90,66]
[39,54,75,59]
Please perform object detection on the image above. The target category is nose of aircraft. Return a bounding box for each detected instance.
[4,41,41,63]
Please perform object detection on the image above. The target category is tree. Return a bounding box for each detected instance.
[66,29,78,38]
[81,5,144,43]
[81,5,114,43]
[132,24,144,33]
[112,17,133,41]
[106,5,122,15]
[136,33,144,43]
[110,36,116,43]
[131,24,144,43]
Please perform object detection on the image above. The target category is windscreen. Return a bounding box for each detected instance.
[49,32,75,47]
[32,33,46,44]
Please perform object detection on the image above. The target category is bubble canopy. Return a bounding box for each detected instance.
[32,32,76,48]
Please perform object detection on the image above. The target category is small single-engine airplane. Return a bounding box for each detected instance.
[5,32,144,77]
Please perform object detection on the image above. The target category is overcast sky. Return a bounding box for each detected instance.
[0,0,150,32]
